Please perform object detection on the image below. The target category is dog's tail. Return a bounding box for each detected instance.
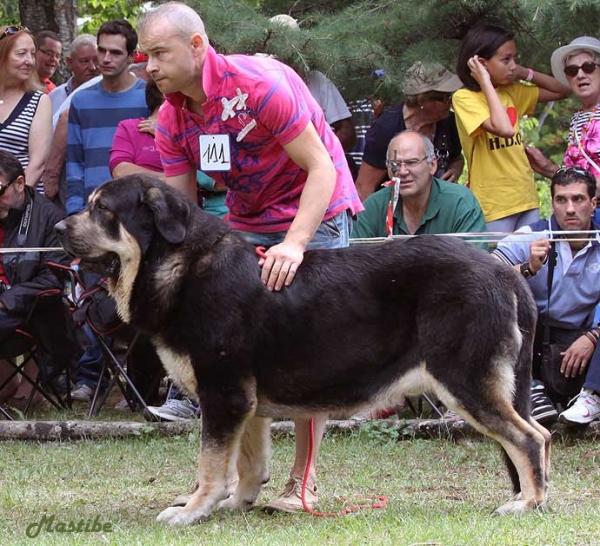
[503,282,538,494]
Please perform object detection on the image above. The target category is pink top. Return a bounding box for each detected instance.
[155,46,362,232]
[109,118,163,175]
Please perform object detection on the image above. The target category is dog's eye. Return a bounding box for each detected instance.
[96,203,108,211]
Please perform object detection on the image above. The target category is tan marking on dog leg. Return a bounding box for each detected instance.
[529,417,552,496]
[476,405,548,515]
[157,445,233,525]
[220,416,272,511]
[152,340,198,399]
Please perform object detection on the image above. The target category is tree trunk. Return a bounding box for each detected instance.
[19,0,77,85]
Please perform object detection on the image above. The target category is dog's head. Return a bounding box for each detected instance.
[55,174,191,277]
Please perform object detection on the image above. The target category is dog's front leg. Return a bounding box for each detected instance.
[220,415,272,511]
[157,435,237,525]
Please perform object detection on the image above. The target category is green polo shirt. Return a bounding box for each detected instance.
[352,178,487,244]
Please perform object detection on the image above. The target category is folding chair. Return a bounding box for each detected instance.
[0,289,73,419]
[48,263,152,417]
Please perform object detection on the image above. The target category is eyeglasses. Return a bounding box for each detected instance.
[386,157,429,170]
[0,25,29,42]
[38,48,61,60]
[564,61,599,78]
[0,177,17,197]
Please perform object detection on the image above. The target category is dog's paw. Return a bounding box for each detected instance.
[156,506,204,525]
[170,494,192,507]
[218,495,255,511]
[492,498,544,516]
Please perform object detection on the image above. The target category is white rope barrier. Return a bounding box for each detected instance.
[0,229,597,253]
[350,230,600,246]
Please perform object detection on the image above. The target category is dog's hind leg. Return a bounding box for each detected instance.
[219,416,272,511]
[455,398,549,515]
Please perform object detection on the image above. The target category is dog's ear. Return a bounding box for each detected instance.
[142,186,190,244]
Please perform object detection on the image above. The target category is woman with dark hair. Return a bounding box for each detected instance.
[453,25,569,232]
[0,25,53,192]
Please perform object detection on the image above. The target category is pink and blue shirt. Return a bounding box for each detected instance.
[155,46,362,232]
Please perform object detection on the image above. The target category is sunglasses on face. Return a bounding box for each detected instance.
[564,61,599,78]
[0,177,17,197]
[0,25,29,42]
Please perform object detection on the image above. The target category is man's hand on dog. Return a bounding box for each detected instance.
[258,240,304,291]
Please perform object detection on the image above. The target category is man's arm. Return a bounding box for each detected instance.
[165,171,199,205]
[493,236,595,377]
[65,103,86,215]
[355,160,386,202]
[260,121,336,292]
[43,108,69,200]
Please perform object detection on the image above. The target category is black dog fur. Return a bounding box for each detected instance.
[56,174,551,525]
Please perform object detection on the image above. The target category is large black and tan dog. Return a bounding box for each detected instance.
[56,174,551,525]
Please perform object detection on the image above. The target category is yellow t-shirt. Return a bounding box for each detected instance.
[452,83,540,222]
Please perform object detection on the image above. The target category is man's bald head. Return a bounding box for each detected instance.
[139,2,208,43]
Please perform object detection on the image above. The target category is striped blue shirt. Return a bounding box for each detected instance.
[66,79,148,215]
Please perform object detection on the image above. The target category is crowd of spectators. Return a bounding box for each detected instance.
[1,3,600,512]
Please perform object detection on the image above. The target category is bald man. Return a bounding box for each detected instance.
[139,1,362,522]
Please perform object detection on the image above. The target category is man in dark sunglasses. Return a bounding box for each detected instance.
[0,150,77,407]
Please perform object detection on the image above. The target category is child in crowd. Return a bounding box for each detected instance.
[452,25,570,232]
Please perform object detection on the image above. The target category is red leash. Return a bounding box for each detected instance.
[300,419,388,517]
[254,245,388,516]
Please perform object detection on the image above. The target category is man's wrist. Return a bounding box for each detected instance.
[520,261,537,278]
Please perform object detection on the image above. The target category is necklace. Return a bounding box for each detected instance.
[0,92,16,106]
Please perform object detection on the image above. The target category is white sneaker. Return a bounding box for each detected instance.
[559,388,600,425]
[144,398,200,422]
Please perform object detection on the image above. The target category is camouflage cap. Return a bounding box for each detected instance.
[402,61,463,95]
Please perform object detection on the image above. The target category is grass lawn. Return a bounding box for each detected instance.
[1,423,600,545]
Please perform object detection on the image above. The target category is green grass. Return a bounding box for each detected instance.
[2,427,600,545]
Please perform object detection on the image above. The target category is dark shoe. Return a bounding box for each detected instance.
[531,381,558,424]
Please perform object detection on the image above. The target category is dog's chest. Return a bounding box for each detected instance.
[152,338,199,401]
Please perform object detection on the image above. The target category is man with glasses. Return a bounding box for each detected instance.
[353,130,485,239]
[494,166,600,425]
[35,31,62,94]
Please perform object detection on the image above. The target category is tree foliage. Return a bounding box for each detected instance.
[188,0,600,102]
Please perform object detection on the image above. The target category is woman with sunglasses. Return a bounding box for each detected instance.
[527,37,600,215]
[0,25,52,193]
[453,25,570,232]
